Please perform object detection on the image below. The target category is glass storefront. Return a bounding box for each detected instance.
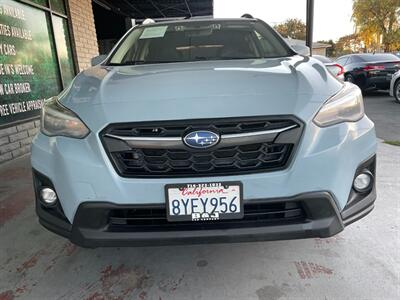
[52,15,75,86]
[0,0,75,126]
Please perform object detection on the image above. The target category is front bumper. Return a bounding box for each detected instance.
[33,156,376,247]
[34,187,375,248]
[34,154,376,248]
[364,73,397,90]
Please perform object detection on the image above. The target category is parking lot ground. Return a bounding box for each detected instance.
[0,94,399,300]
[364,91,400,141]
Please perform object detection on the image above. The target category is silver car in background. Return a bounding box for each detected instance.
[313,55,345,80]
[390,70,400,103]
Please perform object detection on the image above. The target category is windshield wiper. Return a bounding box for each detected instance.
[108,60,184,66]
[217,57,263,60]
[108,60,144,66]
[108,57,263,66]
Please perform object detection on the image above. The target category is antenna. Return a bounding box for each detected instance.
[143,18,155,25]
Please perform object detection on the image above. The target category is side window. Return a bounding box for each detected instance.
[336,57,348,66]
[254,30,277,57]
[110,28,143,64]
[347,57,354,64]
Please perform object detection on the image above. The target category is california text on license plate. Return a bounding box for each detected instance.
[165,182,243,222]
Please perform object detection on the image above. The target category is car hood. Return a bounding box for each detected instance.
[60,55,343,132]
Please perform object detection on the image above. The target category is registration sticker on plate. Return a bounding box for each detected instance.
[165,182,243,222]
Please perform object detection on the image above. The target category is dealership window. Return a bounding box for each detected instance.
[0,0,76,127]
[52,15,74,86]
[27,0,47,6]
[50,0,66,15]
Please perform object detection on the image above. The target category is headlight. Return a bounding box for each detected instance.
[313,82,364,127]
[41,97,90,138]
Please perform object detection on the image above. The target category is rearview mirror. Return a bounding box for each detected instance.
[91,55,108,66]
[291,44,311,56]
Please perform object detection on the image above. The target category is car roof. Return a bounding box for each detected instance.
[340,53,395,57]
[337,53,400,63]
[139,18,257,27]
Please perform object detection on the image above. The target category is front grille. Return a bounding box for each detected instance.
[107,118,298,137]
[113,143,293,176]
[100,116,303,178]
[107,201,307,232]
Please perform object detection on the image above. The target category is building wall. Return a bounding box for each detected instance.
[0,0,99,165]
[68,0,99,71]
[313,48,328,56]
[0,120,40,164]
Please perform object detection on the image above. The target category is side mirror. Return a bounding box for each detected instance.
[91,55,108,66]
[291,44,311,56]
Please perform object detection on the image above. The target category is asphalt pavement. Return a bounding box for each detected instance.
[364,91,400,141]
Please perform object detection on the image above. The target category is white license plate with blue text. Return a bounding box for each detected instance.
[165,182,243,222]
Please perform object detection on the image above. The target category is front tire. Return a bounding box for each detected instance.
[394,80,400,103]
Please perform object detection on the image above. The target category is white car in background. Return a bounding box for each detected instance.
[390,70,400,103]
[313,55,345,80]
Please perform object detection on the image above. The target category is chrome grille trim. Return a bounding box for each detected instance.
[104,124,298,150]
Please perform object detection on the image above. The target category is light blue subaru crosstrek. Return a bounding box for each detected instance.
[31,18,377,248]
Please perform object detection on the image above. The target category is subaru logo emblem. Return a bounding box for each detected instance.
[183,130,220,149]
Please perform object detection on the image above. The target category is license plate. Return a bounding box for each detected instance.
[165,182,243,222]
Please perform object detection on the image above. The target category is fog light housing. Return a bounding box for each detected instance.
[40,187,58,205]
[353,172,373,193]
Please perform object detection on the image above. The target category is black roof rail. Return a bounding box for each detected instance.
[241,14,254,19]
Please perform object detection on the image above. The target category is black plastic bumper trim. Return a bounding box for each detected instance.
[341,155,377,225]
[33,170,72,237]
[36,190,347,248]
[341,187,376,226]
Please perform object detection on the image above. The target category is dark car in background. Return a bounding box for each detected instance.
[336,53,400,92]
[313,55,344,80]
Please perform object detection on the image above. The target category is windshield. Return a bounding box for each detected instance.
[108,20,294,65]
